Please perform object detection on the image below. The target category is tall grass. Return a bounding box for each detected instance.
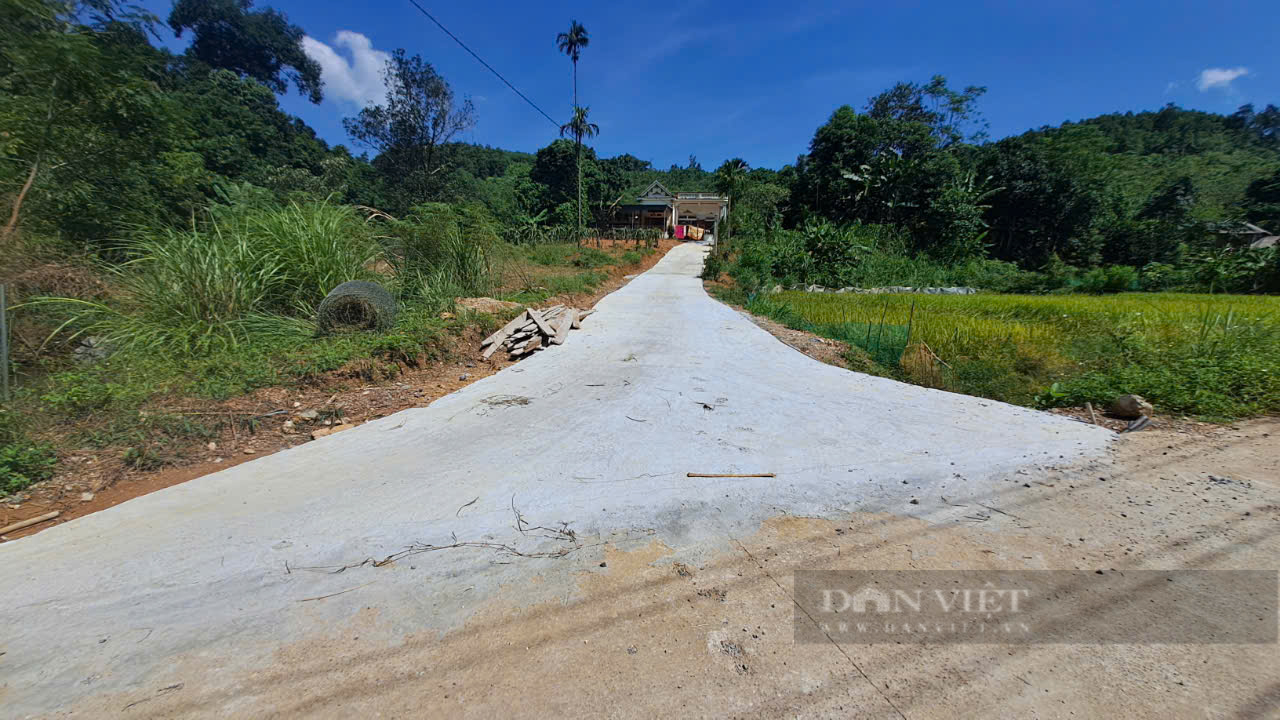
[36,200,384,353]
[751,290,1280,419]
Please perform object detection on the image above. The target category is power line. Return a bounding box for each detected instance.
[405,0,561,129]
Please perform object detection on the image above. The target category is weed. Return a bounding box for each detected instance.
[0,442,57,494]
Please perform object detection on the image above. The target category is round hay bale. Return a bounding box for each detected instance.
[316,280,397,334]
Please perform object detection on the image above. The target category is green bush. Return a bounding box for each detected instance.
[1,442,57,495]
[0,410,56,495]
[41,372,123,414]
[1078,265,1139,294]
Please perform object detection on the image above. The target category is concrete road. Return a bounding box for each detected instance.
[1,243,1113,716]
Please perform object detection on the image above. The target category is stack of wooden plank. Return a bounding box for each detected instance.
[480,305,596,360]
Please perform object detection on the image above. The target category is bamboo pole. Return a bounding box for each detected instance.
[0,511,60,536]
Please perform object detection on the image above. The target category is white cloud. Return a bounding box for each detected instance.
[301,31,390,107]
[1196,67,1249,92]
[1164,81,1178,94]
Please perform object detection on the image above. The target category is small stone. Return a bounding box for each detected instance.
[282,420,295,431]
[909,498,919,505]
[80,492,95,502]
[311,424,353,440]
[459,373,471,381]
[298,409,319,421]
[243,448,255,455]
[292,401,301,408]
[322,419,332,426]
[207,441,218,451]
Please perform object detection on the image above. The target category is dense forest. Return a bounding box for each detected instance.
[711,83,1280,294]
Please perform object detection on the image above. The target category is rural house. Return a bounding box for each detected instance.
[609,181,728,236]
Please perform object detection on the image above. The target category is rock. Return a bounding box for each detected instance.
[72,336,112,365]
[282,420,295,432]
[206,441,217,451]
[770,285,783,294]
[243,448,255,455]
[805,284,826,293]
[439,311,456,320]
[311,424,353,440]
[459,373,471,381]
[292,401,301,408]
[455,297,522,314]
[1111,394,1154,419]
[298,409,319,421]
[80,492,95,502]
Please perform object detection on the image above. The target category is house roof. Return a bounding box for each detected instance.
[639,181,672,199]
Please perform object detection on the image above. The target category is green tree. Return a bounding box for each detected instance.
[343,49,476,213]
[559,105,598,241]
[556,21,590,239]
[715,158,749,246]
[168,0,323,103]
[977,135,1106,266]
[0,0,182,243]
[555,20,589,110]
[865,75,988,147]
[796,105,941,226]
[530,138,598,212]
[1244,168,1280,230]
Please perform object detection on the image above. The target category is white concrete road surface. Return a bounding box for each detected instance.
[1,243,1111,716]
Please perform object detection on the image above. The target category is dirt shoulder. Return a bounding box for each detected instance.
[1,239,683,541]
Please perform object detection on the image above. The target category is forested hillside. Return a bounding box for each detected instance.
[712,79,1280,295]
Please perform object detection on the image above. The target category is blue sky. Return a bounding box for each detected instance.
[141,0,1276,171]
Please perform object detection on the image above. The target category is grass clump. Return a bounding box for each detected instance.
[0,410,56,495]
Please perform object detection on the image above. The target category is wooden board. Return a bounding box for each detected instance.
[572,309,595,329]
[551,310,575,345]
[528,309,554,337]
[482,310,530,347]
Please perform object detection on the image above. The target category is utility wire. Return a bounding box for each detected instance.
[405,0,561,129]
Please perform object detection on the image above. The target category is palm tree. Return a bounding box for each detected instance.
[556,21,590,110]
[560,106,599,244]
[715,158,750,248]
[557,21,590,241]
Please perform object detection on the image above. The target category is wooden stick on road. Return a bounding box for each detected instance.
[0,511,60,536]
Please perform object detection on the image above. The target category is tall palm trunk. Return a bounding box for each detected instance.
[576,135,583,247]
[573,58,583,247]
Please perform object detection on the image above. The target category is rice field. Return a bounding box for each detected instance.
[748,290,1280,419]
